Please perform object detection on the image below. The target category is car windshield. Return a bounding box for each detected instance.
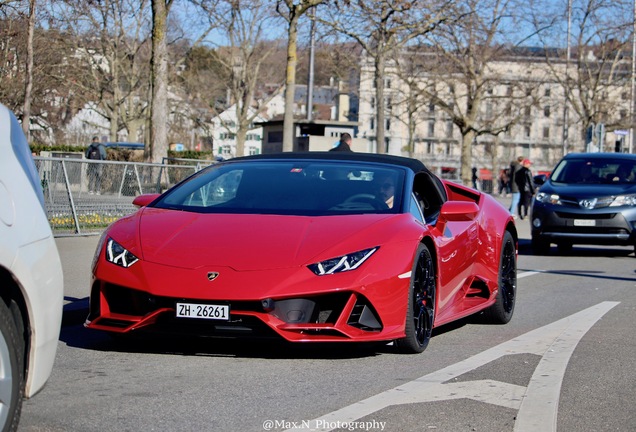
[153,160,406,216]
[550,158,636,184]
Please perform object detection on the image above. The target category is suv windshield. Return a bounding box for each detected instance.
[154,160,406,216]
[551,158,636,184]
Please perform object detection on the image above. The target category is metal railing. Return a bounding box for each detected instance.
[34,156,214,236]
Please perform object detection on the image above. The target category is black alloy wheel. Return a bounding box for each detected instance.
[484,231,517,324]
[396,243,436,354]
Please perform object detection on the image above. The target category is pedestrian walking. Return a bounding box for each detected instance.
[85,136,107,194]
[509,156,524,217]
[515,159,535,219]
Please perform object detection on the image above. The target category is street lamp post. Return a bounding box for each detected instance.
[630,0,636,153]
[562,0,572,157]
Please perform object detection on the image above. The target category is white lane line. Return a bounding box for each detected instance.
[514,301,618,431]
[518,270,541,279]
[286,301,619,432]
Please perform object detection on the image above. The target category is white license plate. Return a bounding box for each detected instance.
[574,219,596,227]
[176,303,229,320]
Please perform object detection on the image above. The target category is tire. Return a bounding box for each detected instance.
[396,243,436,354]
[531,235,550,255]
[0,300,24,432]
[484,231,516,324]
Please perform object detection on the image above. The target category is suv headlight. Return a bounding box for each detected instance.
[308,247,377,275]
[106,238,139,268]
[610,194,636,207]
[535,192,561,205]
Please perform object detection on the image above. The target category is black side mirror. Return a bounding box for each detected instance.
[533,174,547,186]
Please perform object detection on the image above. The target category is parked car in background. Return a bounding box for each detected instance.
[531,152,636,254]
[86,152,517,354]
[0,103,64,430]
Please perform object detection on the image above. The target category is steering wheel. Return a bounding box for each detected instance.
[343,193,388,210]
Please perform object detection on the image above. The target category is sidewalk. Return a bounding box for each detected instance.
[491,193,531,241]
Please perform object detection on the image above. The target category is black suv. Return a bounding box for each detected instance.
[531,152,636,255]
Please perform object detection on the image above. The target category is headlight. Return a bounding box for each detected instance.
[308,247,377,275]
[535,192,561,205]
[610,194,636,207]
[106,238,139,268]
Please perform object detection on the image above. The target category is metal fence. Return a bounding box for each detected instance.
[34,156,214,236]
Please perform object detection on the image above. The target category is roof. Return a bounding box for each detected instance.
[563,152,636,161]
[230,151,429,173]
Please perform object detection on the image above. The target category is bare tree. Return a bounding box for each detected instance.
[417,0,540,184]
[149,0,172,163]
[532,0,633,153]
[1,1,73,143]
[199,0,285,157]
[21,0,35,140]
[276,0,325,152]
[320,0,453,154]
[44,0,155,145]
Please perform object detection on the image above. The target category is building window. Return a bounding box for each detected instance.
[524,125,531,138]
[504,103,512,116]
[543,126,550,139]
[427,141,433,154]
[370,97,375,109]
[445,142,451,155]
[446,120,453,138]
[370,118,375,130]
[525,106,531,117]
[545,88,551,97]
[428,121,435,137]
[386,118,391,131]
[486,103,493,118]
[544,106,550,117]
[429,103,435,114]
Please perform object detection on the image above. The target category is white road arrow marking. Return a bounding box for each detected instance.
[286,301,619,432]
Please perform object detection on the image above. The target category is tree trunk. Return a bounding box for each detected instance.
[374,50,386,154]
[22,0,36,141]
[282,13,299,152]
[150,0,169,163]
[460,130,475,186]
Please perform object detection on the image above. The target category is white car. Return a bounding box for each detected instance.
[0,103,63,430]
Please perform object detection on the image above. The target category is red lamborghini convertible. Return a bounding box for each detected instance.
[86,152,517,353]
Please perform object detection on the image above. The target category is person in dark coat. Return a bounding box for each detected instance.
[85,136,107,194]
[509,156,524,217]
[329,132,353,152]
[515,159,535,219]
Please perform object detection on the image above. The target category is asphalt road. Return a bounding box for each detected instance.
[18,195,636,432]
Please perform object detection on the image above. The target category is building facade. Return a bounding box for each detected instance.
[357,48,632,179]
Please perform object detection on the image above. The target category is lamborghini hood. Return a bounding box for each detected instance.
[127,208,406,271]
